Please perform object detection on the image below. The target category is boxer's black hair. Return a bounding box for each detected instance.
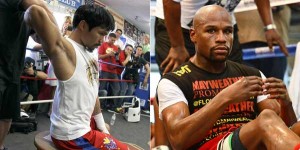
[73,5,115,32]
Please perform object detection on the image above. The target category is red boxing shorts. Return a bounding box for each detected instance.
[295,143,300,150]
[199,127,241,150]
[51,118,128,150]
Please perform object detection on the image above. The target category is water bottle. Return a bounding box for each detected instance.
[110,113,116,126]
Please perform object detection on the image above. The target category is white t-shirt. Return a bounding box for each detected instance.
[26,37,41,65]
[115,38,125,50]
[50,38,99,140]
[155,0,164,19]
[45,62,57,87]
[157,71,268,119]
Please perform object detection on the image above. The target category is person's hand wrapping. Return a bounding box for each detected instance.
[94,112,110,134]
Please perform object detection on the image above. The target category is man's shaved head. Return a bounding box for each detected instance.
[189,5,234,65]
[193,5,233,28]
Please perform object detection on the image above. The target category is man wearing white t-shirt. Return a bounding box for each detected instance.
[114,29,125,50]
[157,5,300,150]
[26,36,42,66]
[105,29,126,51]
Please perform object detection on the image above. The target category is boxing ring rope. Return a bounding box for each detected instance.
[20,96,136,105]
[21,100,53,105]
[98,60,125,68]
[26,48,36,51]
[242,44,297,60]
[20,76,134,82]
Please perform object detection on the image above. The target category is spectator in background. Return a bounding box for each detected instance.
[25,36,43,65]
[116,44,133,111]
[236,5,291,80]
[142,34,150,54]
[25,34,47,115]
[114,29,125,50]
[61,16,72,37]
[23,57,47,82]
[103,29,126,73]
[21,57,48,112]
[63,25,73,38]
[120,45,150,103]
[142,34,150,62]
[114,30,126,80]
[98,33,122,113]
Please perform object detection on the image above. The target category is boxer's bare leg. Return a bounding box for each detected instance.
[239,109,300,150]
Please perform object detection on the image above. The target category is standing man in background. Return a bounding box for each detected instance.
[114,29,125,50]
[155,0,289,75]
[236,5,291,80]
[98,33,122,113]
[120,45,150,103]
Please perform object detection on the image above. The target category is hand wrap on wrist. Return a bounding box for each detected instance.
[94,113,109,134]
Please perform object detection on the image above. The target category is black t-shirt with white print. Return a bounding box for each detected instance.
[163,60,261,149]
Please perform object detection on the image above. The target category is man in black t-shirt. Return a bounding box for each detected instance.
[120,45,150,104]
[157,5,300,150]
[0,1,54,149]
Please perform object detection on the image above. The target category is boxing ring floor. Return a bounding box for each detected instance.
[4,110,150,149]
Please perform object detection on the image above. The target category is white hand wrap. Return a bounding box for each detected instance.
[94,113,109,134]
